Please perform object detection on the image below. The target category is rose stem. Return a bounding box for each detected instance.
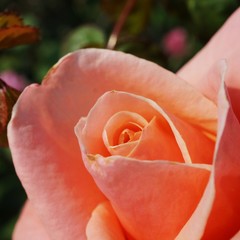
[106,0,136,50]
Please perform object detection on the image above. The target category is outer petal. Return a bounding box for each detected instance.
[231,230,240,240]
[13,201,50,240]
[177,8,240,120]
[81,154,211,240]
[43,49,217,135]
[194,54,240,122]
[8,85,106,239]
[175,165,215,239]
[202,81,240,239]
[86,201,126,240]
[176,76,240,239]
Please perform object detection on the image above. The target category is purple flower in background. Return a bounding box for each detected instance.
[162,27,188,57]
[0,71,28,91]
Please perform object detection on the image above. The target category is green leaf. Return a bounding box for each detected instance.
[61,25,106,55]
[187,0,238,39]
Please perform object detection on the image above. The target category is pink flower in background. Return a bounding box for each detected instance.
[162,27,188,57]
[0,71,28,91]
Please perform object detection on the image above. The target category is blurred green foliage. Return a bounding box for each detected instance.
[0,0,239,239]
[0,149,26,239]
[61,25,106,55]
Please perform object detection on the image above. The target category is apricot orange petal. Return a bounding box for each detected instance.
[86,201,126,240]
[76,108,212,239]
[13,201,50,240]
[176,79,240,239]
[201,83,240,239]
[231,230,240,240]
[43,49,217,135]
[77,90,214,164]
[201,54,240,122]
[78,91,188,162]
[81,153,211,240]
[8,83,107,239]
[129,117,184,161]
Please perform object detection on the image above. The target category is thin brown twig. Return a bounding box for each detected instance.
[107,0,136,50]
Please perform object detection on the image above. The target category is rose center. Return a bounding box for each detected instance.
[119,128,139,144]
[117,122,142,145]
[103,111,148,156]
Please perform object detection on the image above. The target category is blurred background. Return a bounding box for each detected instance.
[0,0,239,239]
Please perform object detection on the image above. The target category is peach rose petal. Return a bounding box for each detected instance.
[86,201,126,240]
[175,168,215,239]
[176,77,240,239]
[201,83,240,239]
[178,8,240,121]
[81,153,211,240]
[79,90,188,162]
[223,53,240,121]
[170,114,214,164]
[13,201,50,240]
[78,90,214,164]
[129,117,184,161]
[8,83,107,239]
[103,111,148,157]
[202,53,240,122]
[43,49,217,136]
[231,230,240,240]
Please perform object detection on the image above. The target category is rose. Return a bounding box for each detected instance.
[9,8,240,240]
